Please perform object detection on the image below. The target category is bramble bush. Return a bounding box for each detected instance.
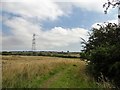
[80,23,120,87]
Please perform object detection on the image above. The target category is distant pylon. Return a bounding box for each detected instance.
[32,34,36,51]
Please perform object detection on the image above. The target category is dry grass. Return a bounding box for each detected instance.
[2,55,85,88]
[2,55,114,88]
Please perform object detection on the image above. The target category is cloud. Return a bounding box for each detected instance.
[2,0,64,21]
[2,0,108,14]
[3,0,114,51]
[53,0,108,13]
[2,17,40,50]
[92,19,117,29]
[2,17,89,51]
[71,0,107,13]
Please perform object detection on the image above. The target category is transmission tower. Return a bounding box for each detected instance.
[32,34,36,51]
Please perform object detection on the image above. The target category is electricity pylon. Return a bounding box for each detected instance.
[32,33,36,51]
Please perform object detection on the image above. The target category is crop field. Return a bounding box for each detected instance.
[2,55,112,88]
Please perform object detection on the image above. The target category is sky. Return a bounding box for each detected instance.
[1,0,118,52]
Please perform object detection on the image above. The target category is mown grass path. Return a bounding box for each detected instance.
[41,65,71,88]
[38,62,99,88]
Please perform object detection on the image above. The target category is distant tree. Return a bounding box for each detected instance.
[2,51,12,55]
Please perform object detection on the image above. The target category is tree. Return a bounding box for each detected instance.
[81,23,120,87]
[103,0,120,26]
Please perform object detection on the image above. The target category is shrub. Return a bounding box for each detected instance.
[81,23,120,87]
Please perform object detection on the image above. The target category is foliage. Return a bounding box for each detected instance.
[1,51,80,58]
[80,23,120,87]
[103,0,120,14]
[2,51,12,55]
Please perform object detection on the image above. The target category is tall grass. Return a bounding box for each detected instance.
[2,55,114,88]
[2,56,83,88]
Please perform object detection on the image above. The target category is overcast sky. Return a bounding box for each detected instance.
[1,0,117,52]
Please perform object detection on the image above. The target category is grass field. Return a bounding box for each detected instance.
[2,55,113,88]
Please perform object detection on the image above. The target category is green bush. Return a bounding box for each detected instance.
[81,23,120,87]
